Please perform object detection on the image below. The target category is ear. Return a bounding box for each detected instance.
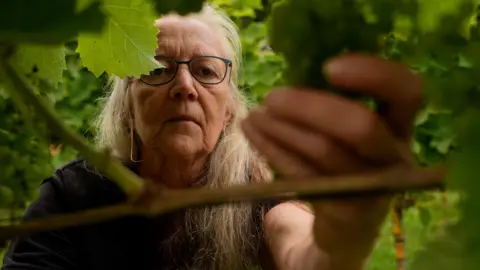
[124,76,136,117]
[223,109,232,130]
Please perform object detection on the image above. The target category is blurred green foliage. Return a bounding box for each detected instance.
[0,40,108,213]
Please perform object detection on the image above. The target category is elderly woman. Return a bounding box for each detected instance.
[2,4,421,270]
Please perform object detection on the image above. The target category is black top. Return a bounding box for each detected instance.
[2,158,279,270]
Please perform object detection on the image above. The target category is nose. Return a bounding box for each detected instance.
[169,66,198,101]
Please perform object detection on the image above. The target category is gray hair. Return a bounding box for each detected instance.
[94,3,272,269]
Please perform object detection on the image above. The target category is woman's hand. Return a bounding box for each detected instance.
[241,53,422,268]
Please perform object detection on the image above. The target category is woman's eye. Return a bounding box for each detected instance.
[150,68,165,75]
[201,68,213,75]
[197,66,217,77]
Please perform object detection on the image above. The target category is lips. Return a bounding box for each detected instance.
[167,115,198,124]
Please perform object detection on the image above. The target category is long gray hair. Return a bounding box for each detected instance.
[93,4,273,269]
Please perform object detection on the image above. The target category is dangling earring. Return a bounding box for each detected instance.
[129,118,142,163]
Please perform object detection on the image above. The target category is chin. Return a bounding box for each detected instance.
[159,135,200,157]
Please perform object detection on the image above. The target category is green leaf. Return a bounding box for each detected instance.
[0,0,105,44]
[411,110,480,270]
[431,135,456,154]
[212,0,263,18]
[212,0,262,9]
[0,129,14,144]
[417,0,471,34]
[77,0,159,78]
[0,185,14,207]
[418,207,433,228]
[457,53,473,68]
[10,44,67,87]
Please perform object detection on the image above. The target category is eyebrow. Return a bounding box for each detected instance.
[155,44,219,59]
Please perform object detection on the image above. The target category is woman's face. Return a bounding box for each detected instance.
[130,15,232,158]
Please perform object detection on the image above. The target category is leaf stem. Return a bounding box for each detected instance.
[0,54,144,200]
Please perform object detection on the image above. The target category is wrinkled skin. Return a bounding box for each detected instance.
[129,16,231,188]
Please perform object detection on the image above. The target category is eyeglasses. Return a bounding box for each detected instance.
[140,56,232,86]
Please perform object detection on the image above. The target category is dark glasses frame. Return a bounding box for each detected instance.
[140,55,233,86]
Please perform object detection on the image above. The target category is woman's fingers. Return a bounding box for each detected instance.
[263,90,403,164]
[246,107,369,173]
[323,54,423,139]
[242,54,421,178]
[241,118,319,178]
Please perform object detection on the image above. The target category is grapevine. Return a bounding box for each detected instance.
[0,0,478,269]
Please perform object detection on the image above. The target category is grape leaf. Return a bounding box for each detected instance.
[0,0,105,44]
[0,186,14,207]
[10,44,67,87]
[418,207,433,229]
[411,111,480,270]
[417,0,469,34]
[77,0,159,78]
[212,0,262,18]
[212,0,261,8]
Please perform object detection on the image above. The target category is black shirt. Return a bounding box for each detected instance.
[2,158,278,270]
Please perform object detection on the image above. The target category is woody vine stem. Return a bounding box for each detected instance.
[0,44,447,245]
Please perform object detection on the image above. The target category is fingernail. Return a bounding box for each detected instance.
[265,89,287,107]
[323,58,343,77]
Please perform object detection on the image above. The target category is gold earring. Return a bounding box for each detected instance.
[129,118,142,163]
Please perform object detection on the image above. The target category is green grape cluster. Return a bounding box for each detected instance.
[267,0,406,92]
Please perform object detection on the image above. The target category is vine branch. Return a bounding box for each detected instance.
[0,45,448,248]
[0,165,446,243]
[1,51,144,200]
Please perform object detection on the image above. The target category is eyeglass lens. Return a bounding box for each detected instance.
[140,57,228,85]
